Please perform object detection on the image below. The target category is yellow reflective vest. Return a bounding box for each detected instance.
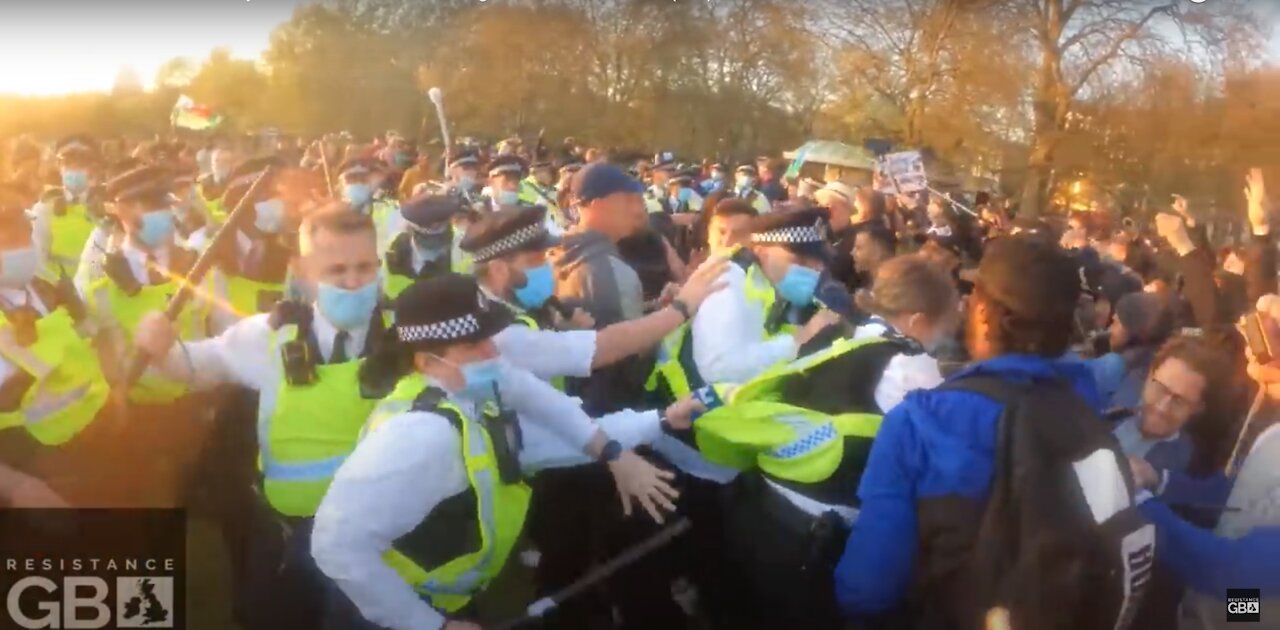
[692,336,893,483]
[0,304,108,446]
[85,253,212,404]
[45,192,98,273]
[646,257,780,402]
[259,323,382,517]
[364,376,531,613]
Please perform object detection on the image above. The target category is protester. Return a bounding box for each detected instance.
[835,235,1105,625]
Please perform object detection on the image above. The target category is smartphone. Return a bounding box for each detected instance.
[1243,312,1280,364]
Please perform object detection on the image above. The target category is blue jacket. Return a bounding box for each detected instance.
[834,354,1103,617]
[1139,499,1280,593]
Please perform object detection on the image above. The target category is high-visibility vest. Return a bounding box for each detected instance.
[692,336,892,483]
[0,306,108,446]
[223,274,285,319]
[382,230,472,300]
[86,267,212,404]
[363,377,531,613]
[47,195,97,271]
[370,199,401,254]
[259,323,381,517]
[646,258,779,401]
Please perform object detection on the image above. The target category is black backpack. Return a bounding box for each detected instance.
[915,376,1157,630]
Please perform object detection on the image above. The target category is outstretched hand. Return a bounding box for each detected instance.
[607,451,679,524]
[673,256,730,313]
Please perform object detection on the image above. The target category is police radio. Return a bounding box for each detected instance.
[486,384,524,485]
[273,300,319,386]
[102,251,143,297]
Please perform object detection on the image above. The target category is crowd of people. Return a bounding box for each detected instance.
[0,129,1277,630]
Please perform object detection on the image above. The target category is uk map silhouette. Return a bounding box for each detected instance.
[121,578,169,625]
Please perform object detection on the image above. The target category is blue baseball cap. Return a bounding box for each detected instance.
[571,163,644,204]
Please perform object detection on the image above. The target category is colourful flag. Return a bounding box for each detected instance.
[171,95,223,131]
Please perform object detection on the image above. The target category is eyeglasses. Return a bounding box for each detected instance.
[1146,377,1199,415]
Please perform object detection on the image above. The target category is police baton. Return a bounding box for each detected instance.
[428,87,451,180]
[489,517,692,630]
[120,165,276,389]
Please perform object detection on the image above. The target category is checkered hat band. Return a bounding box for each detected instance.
[489,164,522,177]
[397,314,481,343]
[472,223,545,262]
[752,226,824,244]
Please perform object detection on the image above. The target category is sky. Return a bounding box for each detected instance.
[0,0,1279,97]
[0,0,304,96]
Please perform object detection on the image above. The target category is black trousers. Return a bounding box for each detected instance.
[722,475,849,630]
[526,462,688,630]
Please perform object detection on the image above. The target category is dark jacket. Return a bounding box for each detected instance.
[551,229,652,414]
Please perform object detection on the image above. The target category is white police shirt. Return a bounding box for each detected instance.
[310,368,665,630]
[691,262,798,385]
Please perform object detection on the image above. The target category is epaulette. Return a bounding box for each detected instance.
[409,386,463,432]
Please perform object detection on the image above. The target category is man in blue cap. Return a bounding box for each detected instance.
[383,194,473,300]
[545,161,693,630]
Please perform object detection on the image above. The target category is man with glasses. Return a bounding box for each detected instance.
[1111,336,1229,478]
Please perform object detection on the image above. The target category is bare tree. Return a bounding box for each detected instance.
[1016,0,1262,216]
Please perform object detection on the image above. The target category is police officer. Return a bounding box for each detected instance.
[522,160,568,230]
[648,208,843,403]
[445,152,483,209]
[645,159,676,216]
[199,143,240,223]
[701,163,727,196]
[32,135,105,277]
[733,164,773,215]
[0,183,109,506]
[461,205,727,381]
[132,204,392,628]
[338,157,404,253]
[80,165,216,507]
[486,154,529,210]
[207,156,294,320]
[676,254,956,629]
[311,272,689,630]
[384,195,474,300]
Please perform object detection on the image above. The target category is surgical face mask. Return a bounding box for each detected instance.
[254,198,286,234]
[213,166,231,182]
[0,247,39,289]
[495,190,520,206]
[670,188,692,206]
[344,183,374,208]
[316,280,379,331]
[736,175,754,190]
[435,355,503,401]
[458,174,476,190]
[776,264,820,307]
[711,171,725,182]
[62,169,89,194]
[513,263,554,309]
[393,152,413,169]
[137,210,176,249]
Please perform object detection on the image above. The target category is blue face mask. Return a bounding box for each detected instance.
[344,183,374,208]
[254,198,286,234]
[62,169,89,194]
[137,210,175,249]
[514,263,555,309]
[458,174,476,191]
[316,280,379,331]
[0,247,38,289]
[393,152,413,169]
[495,190,520,206]
[437,357,503,401]
[776,264,821,307]
[711,172,725,182]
